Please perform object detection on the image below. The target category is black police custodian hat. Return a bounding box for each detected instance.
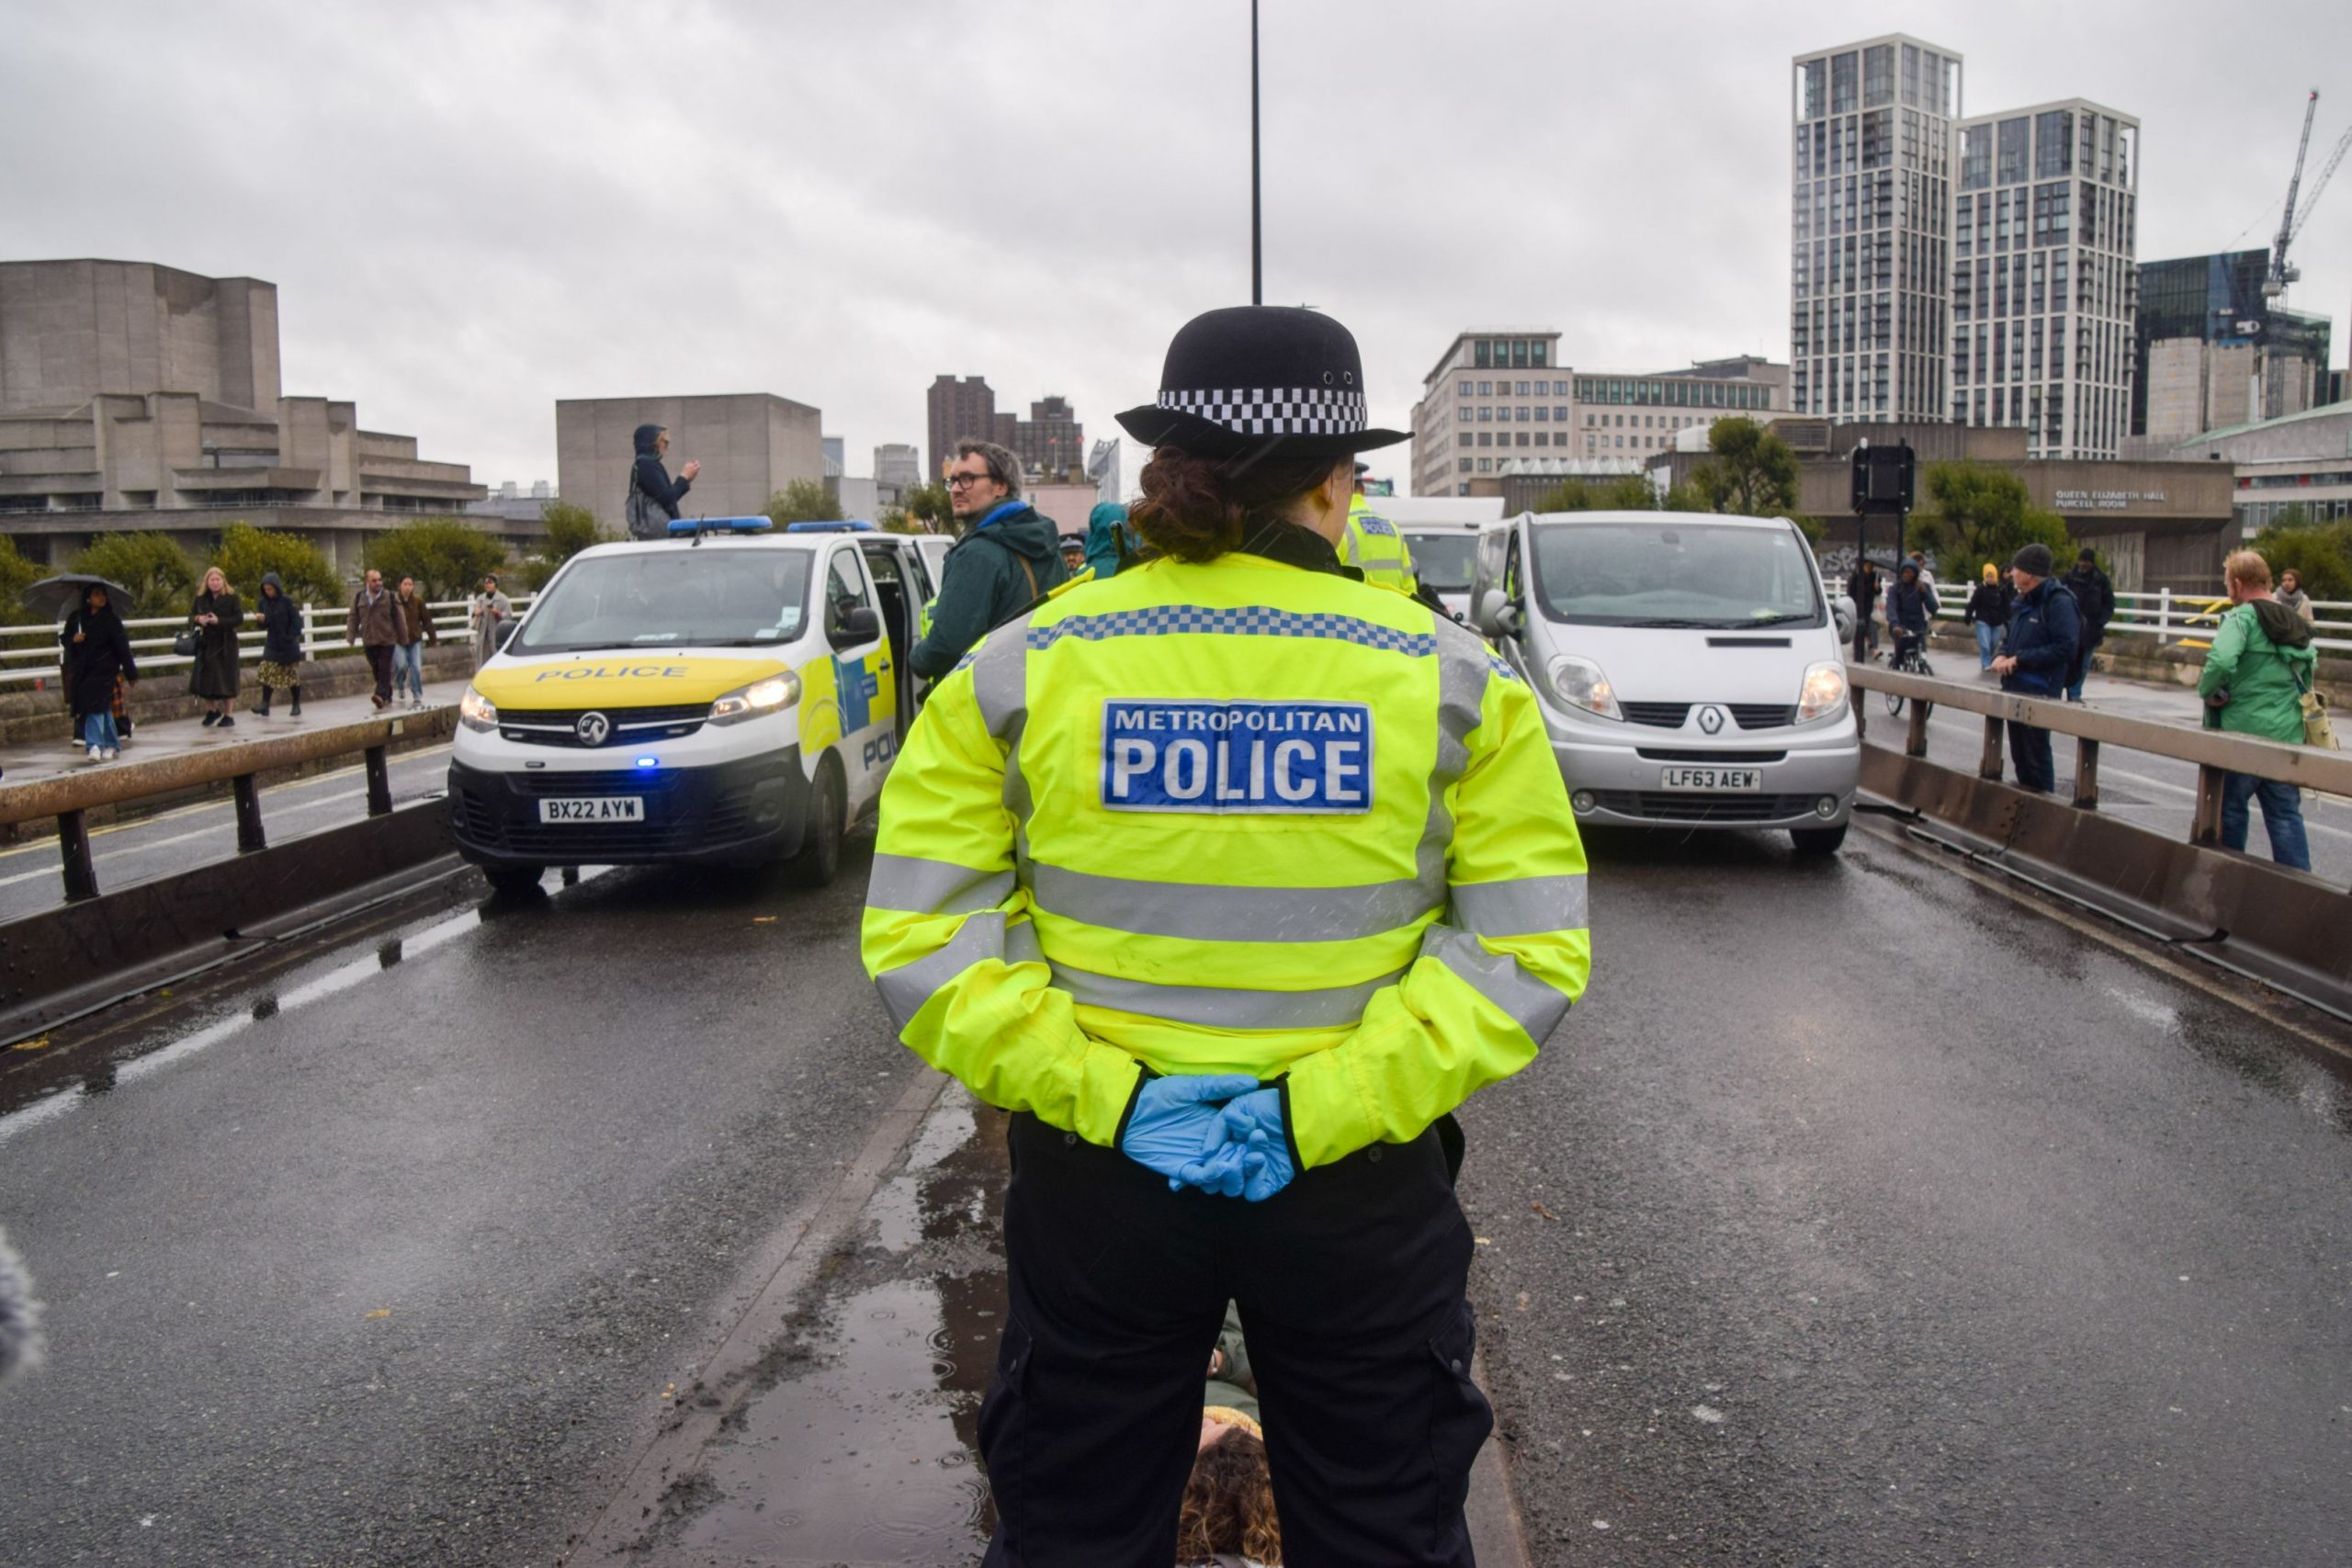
[1116,306,1408,458]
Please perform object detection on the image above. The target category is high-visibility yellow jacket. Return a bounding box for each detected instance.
[861,540,1590,1168]
[1340,495,1419,593]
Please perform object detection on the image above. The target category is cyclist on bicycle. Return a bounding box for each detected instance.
[1885,558,1939,669]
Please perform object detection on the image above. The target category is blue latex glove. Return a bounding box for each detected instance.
[1120,1074,1261,1191]
[1217,1088,1296,1202]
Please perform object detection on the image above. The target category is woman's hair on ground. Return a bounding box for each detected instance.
[1175,1426,1281,1564]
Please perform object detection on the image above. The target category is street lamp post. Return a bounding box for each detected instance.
[1250,0,1262,305]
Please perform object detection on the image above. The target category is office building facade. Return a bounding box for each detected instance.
[1790,36,1963,423]
[1951,99,2140,458]
[2133,250,2334,441]
[874,443,922,507]
[1411,332,1785,496]
[1012,395,1084,482]
[926,375,996,481]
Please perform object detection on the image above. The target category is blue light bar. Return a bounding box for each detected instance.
[635,756,659,767]
[665,515,775,536]
[782,520,877,533]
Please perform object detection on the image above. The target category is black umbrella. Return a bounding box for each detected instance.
[23,574,137,620]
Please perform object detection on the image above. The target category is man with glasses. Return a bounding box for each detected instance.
[908,438,1067,680]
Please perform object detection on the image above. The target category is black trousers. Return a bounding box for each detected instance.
[978,1113,1487,1568]
[2007,719,2054,793]
[364,643,394,703]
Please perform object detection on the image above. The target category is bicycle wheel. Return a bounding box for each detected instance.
[1884,689,1905,716]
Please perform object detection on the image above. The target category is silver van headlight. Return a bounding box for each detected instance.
[1798,660,1848,721]
[1543,656,1622,721]
[708,671,802,726]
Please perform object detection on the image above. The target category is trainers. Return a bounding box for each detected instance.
[216,715,234,728]
[85,744,101,762]
[102,747,118,761]
[201,711,220,728]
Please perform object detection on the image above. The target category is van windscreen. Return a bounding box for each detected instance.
[1530,523,1823,629]
[1407,534,1478,592]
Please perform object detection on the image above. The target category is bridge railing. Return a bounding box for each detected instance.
[0,705,458,904]
[0,596,536,688]
[1922,589,2352,653]
[1847,661,2352,850]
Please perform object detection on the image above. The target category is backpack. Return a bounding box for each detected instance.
[624,462,668,541]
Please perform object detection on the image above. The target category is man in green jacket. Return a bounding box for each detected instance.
[2196,549,2318,871]
[908,439,1068,681]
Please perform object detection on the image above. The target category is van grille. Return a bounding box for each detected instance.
[1620,703,1690,728]
[1731,704,1798,728]
[495,703,710,748]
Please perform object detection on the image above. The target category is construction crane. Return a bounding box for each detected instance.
[2265,89,2352,300]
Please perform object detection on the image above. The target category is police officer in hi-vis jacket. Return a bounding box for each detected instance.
[862,305,1592,1566]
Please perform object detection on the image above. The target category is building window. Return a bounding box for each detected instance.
[1517,433,1531,447]
[1458,379,1472,397]
[1476,433,1491,447]
[1458,458,1473,473]
[1476,458,1491,473]
[1532,380,1549,396]
[1456,433,1470,448]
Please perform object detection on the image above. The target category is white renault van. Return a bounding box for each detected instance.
[1470,510,1860,854]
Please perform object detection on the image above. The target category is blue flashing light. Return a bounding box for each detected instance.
[782,519,877,533]
[665,515,775,536]
[635,756,659,768]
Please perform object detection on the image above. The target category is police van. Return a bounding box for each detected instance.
[447,517,936,894]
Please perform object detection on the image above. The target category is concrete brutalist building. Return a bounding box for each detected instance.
[0,259,491,570]
[555,394,824,532]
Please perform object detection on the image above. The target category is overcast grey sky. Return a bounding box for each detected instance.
[6,0,2348,495]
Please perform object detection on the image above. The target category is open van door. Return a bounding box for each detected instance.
[859,536,931,736]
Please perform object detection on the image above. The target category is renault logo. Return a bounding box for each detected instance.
[1697,705,1725,735]
[575,712,611,746]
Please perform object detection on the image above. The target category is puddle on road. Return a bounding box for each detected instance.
[648,1087,1003,1564]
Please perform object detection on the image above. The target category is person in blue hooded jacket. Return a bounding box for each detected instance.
[625,423,699,538]
[1989,542,2081,794]
[1084,501,1134,581]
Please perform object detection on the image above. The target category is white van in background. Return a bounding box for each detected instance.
[1374,496,1505,621]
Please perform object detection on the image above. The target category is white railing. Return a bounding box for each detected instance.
[1927,588,2351,653]
[0,595,535,688]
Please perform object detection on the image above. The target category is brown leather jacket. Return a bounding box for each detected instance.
[394,592,437,646]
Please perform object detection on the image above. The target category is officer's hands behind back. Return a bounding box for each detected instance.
[1117,1075,1295,1201]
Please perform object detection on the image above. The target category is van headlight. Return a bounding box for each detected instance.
[458,687,498,732]
[1798,660,1848,721]
[1542,656,1621,721]
[708,671,801,726]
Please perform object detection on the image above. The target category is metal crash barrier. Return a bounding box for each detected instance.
[1847,661,2352,1021]
[0,705,458,902]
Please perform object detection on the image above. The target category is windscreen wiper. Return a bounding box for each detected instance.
[1738,613,1816,626]
[1618,618,1724,628]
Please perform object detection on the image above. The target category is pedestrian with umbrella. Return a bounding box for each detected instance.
[25,573,135,749]
[60,583,136,762]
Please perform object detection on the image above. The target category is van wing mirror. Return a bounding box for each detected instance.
[493,618,520,650]
[830,605,881,649]
[1476,588,1522,639]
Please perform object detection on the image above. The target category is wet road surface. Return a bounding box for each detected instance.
[0,829,922,1567]
[1462,820,2352,1565]
[0,746,451,919]
[1859,664,2352,886]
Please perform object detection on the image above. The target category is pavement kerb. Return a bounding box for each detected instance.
[1467,1345,1537,1568]
[561,1066,955,1563]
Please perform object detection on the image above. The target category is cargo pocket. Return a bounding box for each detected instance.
[1424,1299,1492,1526]
[975,1314,1034,1536]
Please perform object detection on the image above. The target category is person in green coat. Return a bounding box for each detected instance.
[907,439,1067,680]
[1084,502,1133,581]
[2196,550,2318,871]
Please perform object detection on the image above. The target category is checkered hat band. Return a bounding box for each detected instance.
[1157,387,1367,436]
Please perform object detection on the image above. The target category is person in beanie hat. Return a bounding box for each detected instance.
[863,305,1591,1564]
[2061,547,2114,701]
[1990,541,2080,792]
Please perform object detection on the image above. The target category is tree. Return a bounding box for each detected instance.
[765,479,842,526]
[1535,474,1658,513]
[364,517,510,602]
[0,533,39,615]
[1687,418,1800,517]
[70,531,198,615]
[1907,462,2072,576]
[2251,517,2352,601]
[517,501,610,591]
[898,481,954,535]
[208,522,342,607]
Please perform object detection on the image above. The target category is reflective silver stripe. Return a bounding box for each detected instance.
[1049,963,1407,1031]
[867,853,1016,917]
[1450,874,1589,939]
[1419,621,1491,892]
[970,615,1038,864]
[874,911,1006,1029]
[1419,926,1571,1043]
[1005,919,1045,967]
[1028,862,1439,943]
